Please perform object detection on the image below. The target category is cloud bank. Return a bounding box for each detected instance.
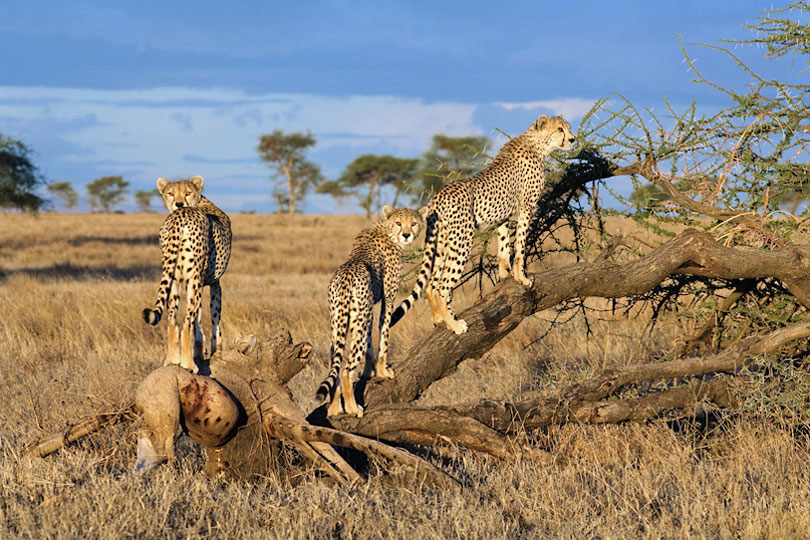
[0,86,594,213]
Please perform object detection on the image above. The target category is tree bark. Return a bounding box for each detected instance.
[362,229,810,409]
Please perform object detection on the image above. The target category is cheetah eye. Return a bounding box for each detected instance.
[411,221,417,226]
[395,221,402,226]
[186,191,192,196]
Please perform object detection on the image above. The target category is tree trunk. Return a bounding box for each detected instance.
[284,159,295,215]
[350,229,810,411]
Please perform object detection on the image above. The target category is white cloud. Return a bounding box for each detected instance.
[494,98,595,120]
[0,86,589,212]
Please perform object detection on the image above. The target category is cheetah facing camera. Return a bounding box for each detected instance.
[391,115,575,335]
[143,175,232,373]
[316,205,427,418]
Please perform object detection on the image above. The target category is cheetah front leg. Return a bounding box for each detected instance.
[497,222,512,280]
[512,209,534,287]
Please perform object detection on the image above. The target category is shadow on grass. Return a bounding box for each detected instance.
[0,262,160,282]
[67,235,158,247]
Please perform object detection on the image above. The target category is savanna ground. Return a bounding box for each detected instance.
[2,211,810,539]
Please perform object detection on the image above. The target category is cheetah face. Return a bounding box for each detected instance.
[157,175,204,212]
[529,115,575,153]
[381,205,428,247]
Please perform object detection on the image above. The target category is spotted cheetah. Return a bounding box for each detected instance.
[391,115,575,335]
[142,175,232,373]
[316,205,427,418]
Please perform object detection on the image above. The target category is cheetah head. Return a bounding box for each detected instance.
[528,115,575,153]
[382,205,428,247]
[157,175,204,212]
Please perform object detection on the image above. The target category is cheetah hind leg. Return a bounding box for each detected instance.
[428,289,468,334]
[339,367,363,418]
[193,310,205,365]
[326,382,346,417]
[426,289,445,326]
[497,222,512,280]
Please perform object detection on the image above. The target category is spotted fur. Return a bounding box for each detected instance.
[391,115,575,334]
[143,175,232,373]
[316,205,427,418]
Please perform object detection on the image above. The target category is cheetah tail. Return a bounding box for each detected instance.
[315,300,353,403]
[142,231,181,327]
[142,307,161,325]
[390,215,439,327]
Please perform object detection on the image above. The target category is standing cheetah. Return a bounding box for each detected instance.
[142,175,232,373]
[316,205,427,418]
[391,115,575,335]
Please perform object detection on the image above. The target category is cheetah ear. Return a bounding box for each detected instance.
[190,175,204,192]
[532,115,550,130]
[418,206,429,218]
[382,205,395,219]
[156,178,169,192]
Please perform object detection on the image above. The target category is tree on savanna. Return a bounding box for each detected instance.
[318,154,420,218]
[135,189,161,212]
[257,130,324,214]
[47,182,78,211]
[416,134,491,200]
[0,135,47,212]
[86,176,129,213]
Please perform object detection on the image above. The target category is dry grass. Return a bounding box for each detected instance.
[2,211,809,539]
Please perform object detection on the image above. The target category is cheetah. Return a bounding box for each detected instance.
[142,175,232,373]
[316,205,427,418]
[390,115,575,335]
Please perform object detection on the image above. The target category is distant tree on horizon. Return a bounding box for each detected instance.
[87,176,129,212]
[257,130,324,215]
[415,134,491,201]
[319,154,420,218]
[47,181,79,211]
[0,134,47,212]
[135,188,161,212]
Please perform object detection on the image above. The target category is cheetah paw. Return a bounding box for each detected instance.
[374,364,395,379]
[345,403,364,418]
[451,318,469,335]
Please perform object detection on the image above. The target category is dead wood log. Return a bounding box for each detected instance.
[363,229,810,410]
[452,321,810,432]
[265,418,460,490]
[334,322,810,444]
[25,404,135,458]
[330,404,552,462]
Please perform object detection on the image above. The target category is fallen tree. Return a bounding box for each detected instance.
[25,228,810,482]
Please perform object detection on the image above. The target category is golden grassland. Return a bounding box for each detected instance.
[2,211,810,539]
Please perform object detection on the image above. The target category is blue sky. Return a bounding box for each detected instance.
[0,1,790,213]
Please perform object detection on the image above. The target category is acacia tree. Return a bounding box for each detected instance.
[86,176,129,213]
[0,135,46,211]
[47,182,78,211]
[415,134,490,200]
[257,130,324,214]
[134,189,161,212]
[318,154,419,217]
[512,1,810,401]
